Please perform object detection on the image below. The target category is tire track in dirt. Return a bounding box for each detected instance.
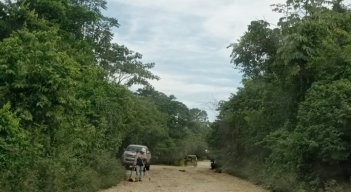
[101,161,268,192]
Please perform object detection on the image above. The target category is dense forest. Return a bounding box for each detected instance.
[208,0,351,191]
[0,0,209,191]
[3,0,351,192]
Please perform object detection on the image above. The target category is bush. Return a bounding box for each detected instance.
[91,152,125,189]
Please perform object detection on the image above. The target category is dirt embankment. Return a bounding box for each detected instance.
[101,161,269,192]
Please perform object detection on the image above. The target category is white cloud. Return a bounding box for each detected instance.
[151,72,234,95]
[110,0,285,41]
[202,1,283,40]
[149,71,238,121]
[105,0,289,121]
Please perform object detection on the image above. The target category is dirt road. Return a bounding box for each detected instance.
[101,161,269,192]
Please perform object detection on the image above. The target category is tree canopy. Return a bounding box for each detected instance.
[0,1,209,191]
[209,0,351,191]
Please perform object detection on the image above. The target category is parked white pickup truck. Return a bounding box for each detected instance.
[122,144,151,170]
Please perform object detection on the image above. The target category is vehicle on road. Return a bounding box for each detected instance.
[122,144,151,170]
[184,154,197,167]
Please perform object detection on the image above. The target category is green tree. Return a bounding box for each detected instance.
[103,44,160,87]
[210,0,351,191]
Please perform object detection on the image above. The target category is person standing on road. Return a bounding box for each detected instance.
[134,147,147,182]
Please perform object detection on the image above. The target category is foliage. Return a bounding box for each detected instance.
[105,44,160,87]
[136,87,210,164]
[0,103,29,191]
[209,0,351,191]
[0,1,210,191]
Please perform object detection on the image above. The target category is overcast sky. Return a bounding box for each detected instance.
[103,0,289,121]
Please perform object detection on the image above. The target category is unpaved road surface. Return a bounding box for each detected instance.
[101,161,269,192]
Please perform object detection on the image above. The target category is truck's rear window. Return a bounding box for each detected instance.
[126,146,145,152]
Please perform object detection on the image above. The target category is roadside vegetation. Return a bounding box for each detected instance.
[3,0,351,192]
[0,0,209,191]
[208,0,351,191]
